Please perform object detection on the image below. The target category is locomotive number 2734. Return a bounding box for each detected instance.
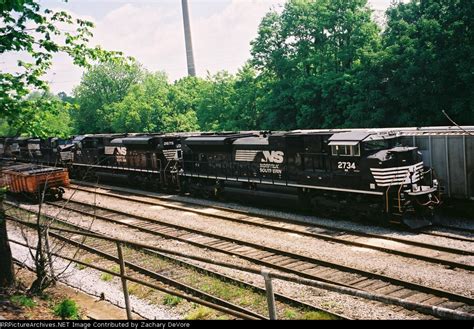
[338,161,356,170]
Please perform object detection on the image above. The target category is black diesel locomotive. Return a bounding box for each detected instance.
[0,130,441,228]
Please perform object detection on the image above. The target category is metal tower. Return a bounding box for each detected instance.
[181,0,196,77]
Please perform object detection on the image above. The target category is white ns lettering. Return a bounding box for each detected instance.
[261,151,284,164]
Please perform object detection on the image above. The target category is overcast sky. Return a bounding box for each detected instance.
[2,0,395,94]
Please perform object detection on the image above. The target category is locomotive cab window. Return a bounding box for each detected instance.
[331,144,360,157]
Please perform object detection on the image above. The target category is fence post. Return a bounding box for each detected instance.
[261,268,277,320]
[116,242,132,320]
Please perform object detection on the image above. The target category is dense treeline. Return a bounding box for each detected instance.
[2,0,473,137]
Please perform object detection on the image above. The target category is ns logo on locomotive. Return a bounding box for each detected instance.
[0,129,441,229]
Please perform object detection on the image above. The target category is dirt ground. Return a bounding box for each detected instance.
[0,266,142,320]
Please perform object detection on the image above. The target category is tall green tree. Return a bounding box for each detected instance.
[250,0,381,129]
[73,60,144,133]
[229,64,264,130]
[111,72,199,133]
[1,92,74,137]
[379,0,474,126]
[196,71,236,131]
[167,76,206,132]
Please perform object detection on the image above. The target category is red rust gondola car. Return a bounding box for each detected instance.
[1,163,69,200]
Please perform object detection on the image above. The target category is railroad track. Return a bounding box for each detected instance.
[18,196,473,319]
[421,226,474,243]
[70,181,474,243]
[70,182,474,245]
[67,183,474,271]
[5,205,346,320]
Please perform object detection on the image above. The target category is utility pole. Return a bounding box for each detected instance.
[181,0,196,77]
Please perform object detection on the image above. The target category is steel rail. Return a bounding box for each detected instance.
[5,211,346,320]
[7,238,261,320]
[51,196,474,273]
[22,198,474,308]
[70,183,474,254]
[7,213,472,320]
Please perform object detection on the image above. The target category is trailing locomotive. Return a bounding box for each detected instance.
[0,129,441,228]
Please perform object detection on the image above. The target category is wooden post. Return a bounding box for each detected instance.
[116,242,132,320]
[261,268,277,320]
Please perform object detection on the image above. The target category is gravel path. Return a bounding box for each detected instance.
[7,225,180,320]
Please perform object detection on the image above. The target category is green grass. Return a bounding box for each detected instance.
[162,294,182,307]
[283,308,297,319]
[127,283,154,299]
[10,295,36,308]
[100,272,114,282]
[74,263,86,270]
[185,306,214,320]
[74,257,94,270]
[99,264,121,281]
[53,299,80,320]
[186,275,265,309]
[110,265,121,274]
[300,311,337,320]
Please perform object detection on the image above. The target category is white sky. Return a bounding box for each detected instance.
[1,0,395,94]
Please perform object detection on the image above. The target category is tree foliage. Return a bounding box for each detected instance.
[376,0,474,126]
[3,0,473,137]
[0,0,123,137]
[110,73,200,133]
[73,60,144,133]
[3,92,74,137]
[250,0,381,129]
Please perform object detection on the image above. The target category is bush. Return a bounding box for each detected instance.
[54,299,80,320]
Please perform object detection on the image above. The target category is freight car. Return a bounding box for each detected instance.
[0,163,70,201]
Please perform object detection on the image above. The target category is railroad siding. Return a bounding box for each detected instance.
[401,135,474,200]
